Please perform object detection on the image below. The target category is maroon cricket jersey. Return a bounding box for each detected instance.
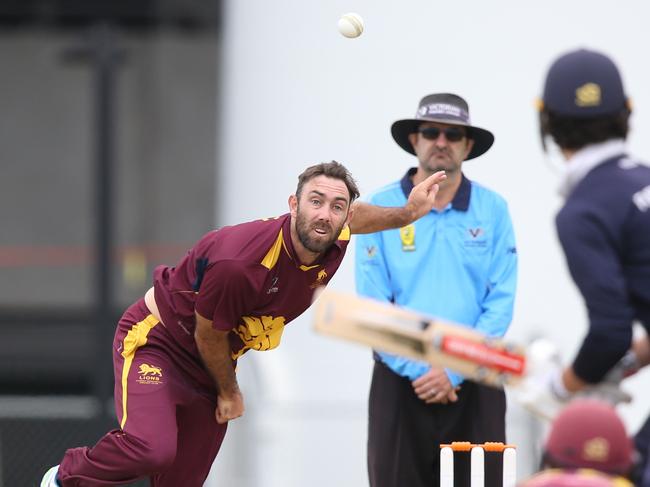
[153,214,350,360]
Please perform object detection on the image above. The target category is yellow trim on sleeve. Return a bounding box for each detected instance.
[119,314,159,429]
[260,229,284,270]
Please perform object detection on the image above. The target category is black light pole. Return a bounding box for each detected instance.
[93,22,119,416]
[64,22,125,417]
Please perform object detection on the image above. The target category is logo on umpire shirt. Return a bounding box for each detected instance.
[136,363,164,385]
[365,245,377,258]
[465,227,487,248]
[400,225,415,251]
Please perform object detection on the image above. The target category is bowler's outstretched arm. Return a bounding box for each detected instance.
[349,170,445,234]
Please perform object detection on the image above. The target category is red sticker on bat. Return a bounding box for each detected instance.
[440,336,526,375]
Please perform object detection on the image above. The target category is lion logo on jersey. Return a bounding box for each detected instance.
[310,269,329,289]
[138,364,162,377]
[136,363,164,385]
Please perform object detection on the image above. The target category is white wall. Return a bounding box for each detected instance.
[210,1,650,485]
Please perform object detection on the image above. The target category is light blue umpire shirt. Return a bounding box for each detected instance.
[355,168,518,387]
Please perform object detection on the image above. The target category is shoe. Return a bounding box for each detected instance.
[40,465,60,487]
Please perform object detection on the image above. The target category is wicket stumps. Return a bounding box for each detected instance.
[440,442,517,487]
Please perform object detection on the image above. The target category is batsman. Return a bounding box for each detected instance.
[525,48,650,485]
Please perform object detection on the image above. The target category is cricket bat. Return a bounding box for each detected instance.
[312,288,526,387]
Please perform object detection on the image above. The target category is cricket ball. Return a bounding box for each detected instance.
[338,12,364,38]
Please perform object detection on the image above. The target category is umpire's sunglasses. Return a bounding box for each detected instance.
[418,126,466,142]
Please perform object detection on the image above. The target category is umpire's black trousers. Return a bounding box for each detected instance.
[367,360,507,487]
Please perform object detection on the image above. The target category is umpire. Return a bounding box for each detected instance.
[536,48,650,485]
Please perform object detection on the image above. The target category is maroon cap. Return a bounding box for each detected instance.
[521,468,631,486]
[544,399,633,476]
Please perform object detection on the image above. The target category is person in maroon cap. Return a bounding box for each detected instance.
[40,160,447,487]
[542,399,633,478]
[518,399,635,486]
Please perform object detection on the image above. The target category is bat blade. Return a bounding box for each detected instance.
[312,288,526,387]
[315,291,430,361]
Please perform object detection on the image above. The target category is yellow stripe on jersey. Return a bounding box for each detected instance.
[119,314,159,429]
[260,229,284,270]
[338,225,351,241]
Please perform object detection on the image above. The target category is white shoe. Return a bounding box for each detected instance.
[40,465,60,487]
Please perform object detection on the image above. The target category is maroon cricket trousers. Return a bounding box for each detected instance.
[58,299,227,486]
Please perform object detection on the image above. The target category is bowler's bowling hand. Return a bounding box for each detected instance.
[405,170,446,222]
[216,390,245,424]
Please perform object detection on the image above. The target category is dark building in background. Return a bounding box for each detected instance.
[0,1,221,484]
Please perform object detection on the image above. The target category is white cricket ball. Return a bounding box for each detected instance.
[338,12,364,38]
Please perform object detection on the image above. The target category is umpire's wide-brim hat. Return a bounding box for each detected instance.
[391,93,494,161]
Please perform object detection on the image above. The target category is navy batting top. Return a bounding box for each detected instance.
[556,143,650,383]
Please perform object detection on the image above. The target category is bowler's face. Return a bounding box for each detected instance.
[408,122,474,175]
[290,175,351,254]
